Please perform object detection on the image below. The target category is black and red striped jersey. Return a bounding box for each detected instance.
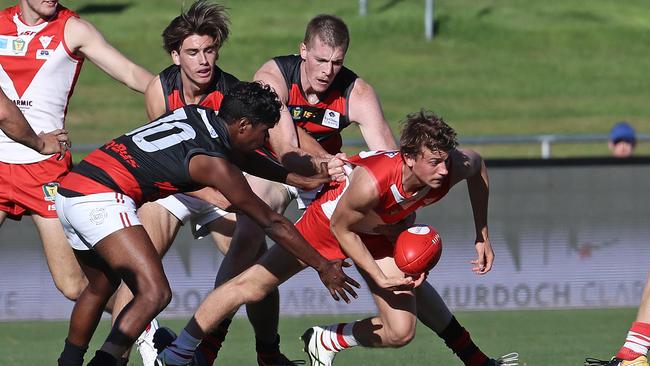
[59,106,233,206]
[273,54,357,154]
[159,64,239,112]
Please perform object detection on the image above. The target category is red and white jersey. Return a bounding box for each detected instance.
[0,5,83,163]
[315,151,452,233]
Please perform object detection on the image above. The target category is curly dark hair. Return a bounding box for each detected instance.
[162,0,230,53]
[219,82,281,128]
[399,110,458,157]
[303,14,350,51]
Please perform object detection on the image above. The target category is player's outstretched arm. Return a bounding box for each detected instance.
[348,78,398,151]
[254,60,329,175]
[189,154,359,302]
[452,148,494,275]
[0,89,69,156]
[64,17,153,93]
[331,167,414,291]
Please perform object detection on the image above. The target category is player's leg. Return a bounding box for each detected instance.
[415,282,517,366]
[111,200,184,366]
[58,248,121,366]
[158,243,306,365]
[586,274,650,366]
[302,256,417,366]
[0,210,7,226]
[85,225,172,364]
[196,176,293,366]
[33,215,89,301]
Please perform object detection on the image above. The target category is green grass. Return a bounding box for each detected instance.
[0,308,638,365]
[3,0,648,158]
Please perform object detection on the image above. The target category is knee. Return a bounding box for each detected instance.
[56,277,88,301]
[139,281,172,313]
[383,324,416,348]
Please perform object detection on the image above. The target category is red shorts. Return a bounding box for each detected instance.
[295,206,394,261]
[0,152,72,219]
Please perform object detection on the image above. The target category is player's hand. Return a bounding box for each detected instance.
[471,238,494,275]
[327,153,348,182]
[317,260,360,303]
[292,161,333,191]
[409,271,428,288]
[38,129,70,159]
[376,274,415,292]
[186,187,235,212]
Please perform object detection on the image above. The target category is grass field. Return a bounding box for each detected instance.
[0,308,639,365]
[2,0,648,157]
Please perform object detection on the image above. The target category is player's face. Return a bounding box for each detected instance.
[299,36,346,94]
[408,147,450,189]
[173,34,218,89]
[21,0,58,20]
[236,121,270,152]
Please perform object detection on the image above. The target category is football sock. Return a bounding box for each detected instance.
[256,333,283,364]
[57,339,88,366]
[86,350,117,366]
[319,323,358,352]
[437,316,489,366]
[616,322,650,361]
[163,329,202,365]
[196,318,231,365]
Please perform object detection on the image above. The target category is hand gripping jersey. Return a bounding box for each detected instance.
[273,54,357,155]
[59,106,233,206]
[0,5,83,163]
[159,64,239,112]
[295,151,452,260]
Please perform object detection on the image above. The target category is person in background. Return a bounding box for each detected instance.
[608,121,636,158]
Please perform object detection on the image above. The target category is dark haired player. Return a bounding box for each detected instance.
[158,110,518,366]
[54,82,358,366]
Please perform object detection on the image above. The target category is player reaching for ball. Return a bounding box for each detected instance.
[155,110,518,366]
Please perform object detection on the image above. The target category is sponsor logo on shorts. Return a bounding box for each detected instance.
[89,208,107,225]
[322,109,340,129]
[42,182,59,202]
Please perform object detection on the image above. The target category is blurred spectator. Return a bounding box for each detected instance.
[608,121,636,158]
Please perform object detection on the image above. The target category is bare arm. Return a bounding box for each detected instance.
[189,154,359,302]
[65,17,153,93]
[254,60,326,175]
[0,89,69,156]
[450,148,493,274]
[347,79,397,151]
[331,167,413,290]
[144,76,166,120]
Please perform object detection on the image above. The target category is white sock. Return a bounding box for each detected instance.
[162,329,201,365]
[320,323,358,352]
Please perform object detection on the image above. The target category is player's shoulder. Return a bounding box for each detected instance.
[449,148,483,180]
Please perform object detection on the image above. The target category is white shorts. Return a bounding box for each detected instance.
[55,192,141,251]
[283,184,322,210]
[155,193,231,239]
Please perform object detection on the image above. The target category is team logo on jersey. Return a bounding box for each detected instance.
[12,38,26,53]
[36,49,52,60]
[39,35,53,48]
[291,107,303,120]
[322,109,341,129]
[42,182,59,202]
[89,208,107,225]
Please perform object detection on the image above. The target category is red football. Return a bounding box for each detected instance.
[394,225,442,275]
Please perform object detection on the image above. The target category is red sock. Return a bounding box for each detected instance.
[616,322,650,361]
[196,318,231,365]
[438,317,489,366]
